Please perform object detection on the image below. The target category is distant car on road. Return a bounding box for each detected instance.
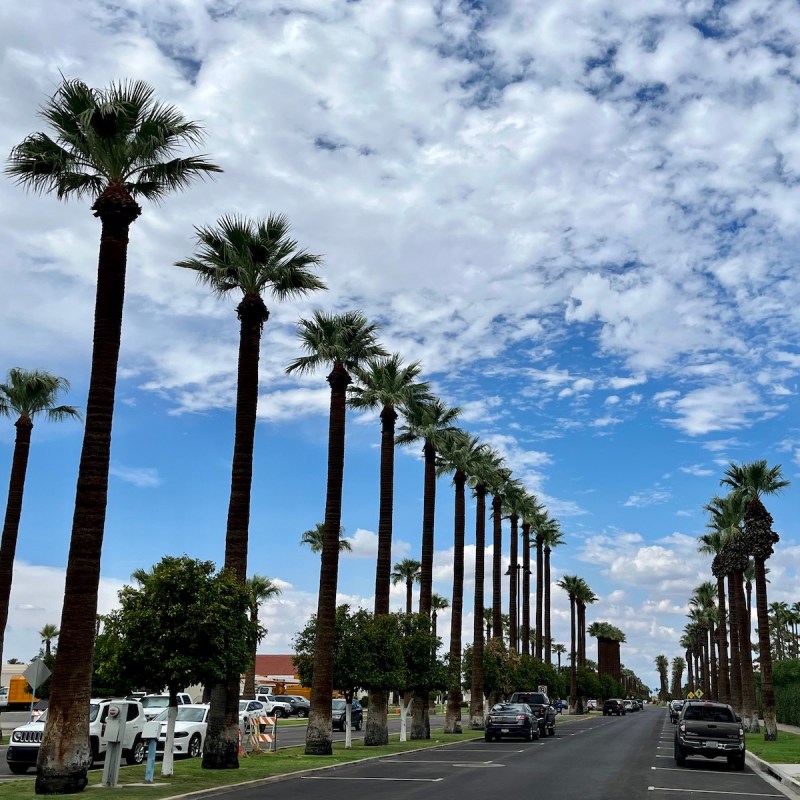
[669,699,685,723]
[506,691,556,737]
[587,699,597,711]
[485,703,537,742]
[332,698,363,731]
[674,700,744,770]
[603,699,625,716]
[273,694,310,718]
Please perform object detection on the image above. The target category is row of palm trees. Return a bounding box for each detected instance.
[669,460,789,741]
[767,600,800,661]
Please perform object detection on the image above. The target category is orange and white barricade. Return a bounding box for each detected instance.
[245,715,277,753]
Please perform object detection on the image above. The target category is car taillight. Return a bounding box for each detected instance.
[679,723,685,733]
[516,715,526,721]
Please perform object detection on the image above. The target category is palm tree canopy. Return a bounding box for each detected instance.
[390,558,422,585]
[587,621,626,642]
[176,214,325,307]
[467,447,507,494]
[5,78,221,201]
[0,369,80,423]
[300,522,351,554]
[247,574,282,611]
[430,593,449,612]
[348,354,430,412]
[395,397,461,451]
[720,460,790,502]
[285,310,387,376]
[558,574,583,599]
[436,431,486,481]
[39,623,60,642]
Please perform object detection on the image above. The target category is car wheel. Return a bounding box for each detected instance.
[674,742,686,767]
[532,728,540,740]
[484,733,493,742]
[730,755,745,771]
[354,717,363,731]
[126,736,147,766]
[188,733,202,758]
[299,709,308,718]
[8,764,29,775]
[548,724,555,737]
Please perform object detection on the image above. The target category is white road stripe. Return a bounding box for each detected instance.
[651,766,755,777]
[647,787,780,796]
[302,776,444,782]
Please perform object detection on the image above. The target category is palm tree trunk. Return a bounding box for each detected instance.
[366,404,398,747]
[205,297,264,769]
[444,470,466,734]
[412,439,437,740]
[405,579,413,614]
[535,534,543,660]
[755,557,777,740]
[686,649,694,695]
[242,606,259,699]
[716,575,730,704]
[727,573,743,713]
[304,363,351,755]
[469,486,487,729]
[544,546,552,665]
[708,623,717,700]
[38,187,141,794]
[508,514,518,654]
[734,570,759,732]
[521,522,531,657]
[491,495,503,646]
[0,416,33,669]
[569,597,577,713]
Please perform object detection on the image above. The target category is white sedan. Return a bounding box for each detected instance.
[153,704,209,758]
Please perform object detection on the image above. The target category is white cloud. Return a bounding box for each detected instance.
[109,465,161,488]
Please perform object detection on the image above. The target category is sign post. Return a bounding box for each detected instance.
[22,659,51,720]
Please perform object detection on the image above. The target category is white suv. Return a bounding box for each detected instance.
[6,699,146,775]
[140,693,194,721]
[255,694,292,718]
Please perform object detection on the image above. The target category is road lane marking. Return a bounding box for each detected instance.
[647,787,779,796]
[302,776,444,782]
[651,766,755,776]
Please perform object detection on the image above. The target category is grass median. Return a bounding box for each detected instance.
[746,729,800,764]
[0,730,485,800]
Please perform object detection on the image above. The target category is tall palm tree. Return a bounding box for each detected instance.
[552,642,567,671]
[300,522,352,554]
[690,581,718,699]
[486,469,512,647]
[468,447,505,729]
[437,432,486,734]
[286,310,386,756]
[530,508,551,660]
[0,370,78,670]
[557,574,583,713]
[39,624,60,659]
[721,460,789,740]
[501,479,526,654]
[391,558,422,614]
[396,397,460,740]
[349,355,429,745]
[430,593,449,646]
[6,78,221,792]
[178,213,324,767]
[655,655,669,701]
[518,494,542,658]
[242,576,281,698]
[575,578,597,670]
[670,656,685,699]
[542,518,565,665]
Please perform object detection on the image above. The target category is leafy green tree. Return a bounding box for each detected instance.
[286,311,386,756]
[0,369,78,671]
[6,78,221,794]
[109,557,259,776]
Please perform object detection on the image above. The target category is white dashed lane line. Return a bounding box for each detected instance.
[302,776,444,782]
[647,787,781,796]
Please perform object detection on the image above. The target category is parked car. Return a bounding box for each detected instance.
[273,694,310,718]
[603,699,625,716]
[0,686,8,708]
[506,691,556,736]
[6,698,146,774]
[153,704,209,758]
[141,693,194,721]
[332,698,363,731]
[255,694,293,718]
[587,699,598,711]
[485,703,537,742]
[674,700,745,770]
[669,699,685,723]
[623,699,635,713]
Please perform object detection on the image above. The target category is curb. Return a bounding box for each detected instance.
[746,751,800,797]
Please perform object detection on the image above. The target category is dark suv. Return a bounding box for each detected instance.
[603,698,625,716]
[507,692,556,737]
[674,700,744,770]
[332,698,363,731]
[274,694,310,718]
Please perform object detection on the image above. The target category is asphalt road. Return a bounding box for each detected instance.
[0,708,790,799]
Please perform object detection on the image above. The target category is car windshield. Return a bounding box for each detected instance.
[684,706,734,722]
[154,706,208,723]
[332,700,346,710]
[141,697,170,709]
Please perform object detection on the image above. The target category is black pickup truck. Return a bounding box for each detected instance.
[674,700,745,770]
[507,691,556,737]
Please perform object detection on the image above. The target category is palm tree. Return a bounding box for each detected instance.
[530,508,552,660]
[721,460,789,740]
[518,494,542,657]
[300,522,352,554]
[242,576,281,698]
[0,370,78,670]
[437,432,486,734]
[557,574,582,713]
[349,354,429,745]
[396,397,460,740]
[655,655,669,702]
[501,479,526,654]
[552,642,566,671]
[39,624,60,659]
[690,582,717,699]
[6,78,221,792]
[670,656,685,699]
[468,447,505,729]
[286,310,386,756]
[178,213,324,767]
[391,559,422,614]
[430,593,449,646]
[541,518,565,665]
[575,578,598,670]
[486,469,512,647]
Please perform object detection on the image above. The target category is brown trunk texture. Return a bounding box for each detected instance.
[544,547,552,665]
[508,514,518,653]
[469,486,486,729]
[444,470,465,734]
[716,575,730,704]
[521,522,531,657]
[727,573,743,712]
[755,557,777,740]
[491,494,502,643]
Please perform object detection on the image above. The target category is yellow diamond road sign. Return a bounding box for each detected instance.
[695,689,704,698]
[687,691,695,699]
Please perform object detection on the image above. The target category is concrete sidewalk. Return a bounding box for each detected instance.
[746,722,800,797]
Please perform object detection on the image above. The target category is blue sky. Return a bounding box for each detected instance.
[1,0,800,693]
